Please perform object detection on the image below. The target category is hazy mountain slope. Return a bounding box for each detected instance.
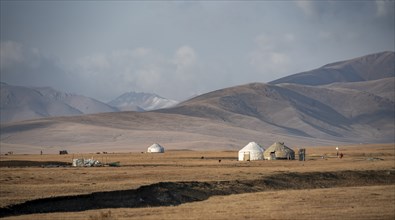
[270,51,394,85]
[108,92,178,111]
[161,80,394,142]
[277,82,394,138]
[323,77,395,102]
[0,111,346,154]
[0,83,117,123]
[278,81,394,121]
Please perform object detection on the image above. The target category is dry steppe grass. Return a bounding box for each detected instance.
[0,143,394,219]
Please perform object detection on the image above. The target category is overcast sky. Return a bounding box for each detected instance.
[1,1,394,102]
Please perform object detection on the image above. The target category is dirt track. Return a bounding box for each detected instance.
[0,169,393,218]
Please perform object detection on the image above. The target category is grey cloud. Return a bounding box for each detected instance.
[295,0,394,28]
[249,33,296,77]
[69,46,202,101]
[0,41,68,89]
[1,1,393,102]
[0,41,41,71]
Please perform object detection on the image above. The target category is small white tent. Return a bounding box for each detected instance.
[238,142,265,161]
[147,143,165,153]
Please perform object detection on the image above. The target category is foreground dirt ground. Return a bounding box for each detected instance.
[0,143,394,219]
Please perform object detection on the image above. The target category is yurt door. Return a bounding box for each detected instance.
[243,152,250,161]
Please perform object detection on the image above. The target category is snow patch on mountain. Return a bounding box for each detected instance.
[108,92,178,111]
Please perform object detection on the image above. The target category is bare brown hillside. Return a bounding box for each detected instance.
[270,51,394,85]
[160,78,394,142]
[324,77,395,102]
[0,110,342,154]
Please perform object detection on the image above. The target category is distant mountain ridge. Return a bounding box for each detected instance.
[0,83,117,123]
[108,91,178,111]
[270,51,394,85]
[0,84,179,123]
[1,51,394,153]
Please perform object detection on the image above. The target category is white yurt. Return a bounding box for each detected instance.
[147,143,165,153]
[238,142,265,161]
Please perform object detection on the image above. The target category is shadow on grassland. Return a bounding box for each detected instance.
[0,170,394,218]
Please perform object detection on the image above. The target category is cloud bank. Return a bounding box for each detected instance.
[1,1,394,101]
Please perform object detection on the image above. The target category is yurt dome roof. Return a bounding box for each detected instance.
[239,142,265,152]
[264,142,295,159]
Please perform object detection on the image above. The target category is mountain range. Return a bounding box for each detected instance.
[0,83,118,123]
[0,51,394,153]
[0,85,178,123]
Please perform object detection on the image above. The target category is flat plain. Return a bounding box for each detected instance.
[0,143,394,219]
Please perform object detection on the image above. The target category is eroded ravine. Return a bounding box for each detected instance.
[0,170,394,218]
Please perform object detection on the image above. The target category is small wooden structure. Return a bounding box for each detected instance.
[59,150,68,155]
[243,152,251,161]
[298,148,306,161]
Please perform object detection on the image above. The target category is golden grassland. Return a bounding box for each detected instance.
[15,185,393,220]
[0,143,394,219]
